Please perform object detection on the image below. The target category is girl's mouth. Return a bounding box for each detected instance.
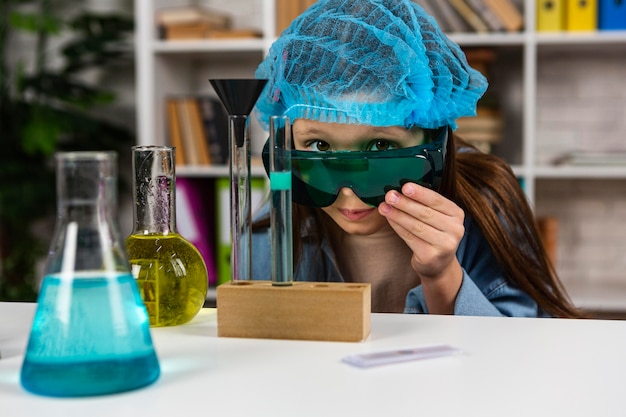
[338,208,375,221]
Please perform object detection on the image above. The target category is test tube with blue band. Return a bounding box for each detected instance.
[269,115,293,286]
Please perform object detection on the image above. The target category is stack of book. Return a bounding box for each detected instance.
[455,47,504,153]
[166,96,229,167]
[553,150,626,166]
[156,6,262,40]
[456,107,504,153]
[537,0,626,32]
[414,0,524,33]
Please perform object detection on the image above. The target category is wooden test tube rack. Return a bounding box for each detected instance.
[216,281,371,342]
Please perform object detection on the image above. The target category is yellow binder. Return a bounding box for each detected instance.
[537,0,565,31]
[565,0,597,31]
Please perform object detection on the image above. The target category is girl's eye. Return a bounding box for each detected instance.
[307,140,331,152]
[367,140,397,151]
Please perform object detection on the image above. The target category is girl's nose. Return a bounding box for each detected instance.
[339,187,357,197]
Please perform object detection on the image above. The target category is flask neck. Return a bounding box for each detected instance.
[56,152,117,211]
[48,151,127,274]
[131,146,178,234]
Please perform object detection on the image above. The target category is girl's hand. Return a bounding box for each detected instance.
[378,182,465,314]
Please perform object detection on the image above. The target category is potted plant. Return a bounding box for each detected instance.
[0,0,135,300]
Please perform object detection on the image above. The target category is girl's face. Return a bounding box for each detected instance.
[292,119,425,236]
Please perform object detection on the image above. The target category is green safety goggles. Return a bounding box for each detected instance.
[262,127,448,208]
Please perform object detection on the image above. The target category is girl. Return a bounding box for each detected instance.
[250,0,581,317]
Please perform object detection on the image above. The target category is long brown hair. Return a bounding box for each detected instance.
[253,129,582,318]
[448,131,582,318]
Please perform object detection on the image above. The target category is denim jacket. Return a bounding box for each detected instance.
[251,203,547,317]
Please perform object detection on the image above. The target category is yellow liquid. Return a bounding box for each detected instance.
[125,233,208,327]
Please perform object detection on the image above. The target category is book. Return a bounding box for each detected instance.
[536,0,565,32]
[186,98,212,165]
[156,6,232,40]
[455,107,504,153]
[215,176,267,285]
[435,0,473,32]
[456,109,504,136]
[156,6,231,28]
[449,0,490,32]
[415,0,451,32]
[464,47,497,76]
[598,0,626,30]
[537,216,559,267]
[553,150,626,166]
[465,0,506,32]
[206,28,263,39]
[197,96,229,165]
[162,23,210,40]
[176,177,218,286]
[482,0,524,32]
[565,0,597,31]
[175,98,201,166]
[161,25,262,41]
[301,0,318,10]
[276,0,303,35]
[166,98,186,166]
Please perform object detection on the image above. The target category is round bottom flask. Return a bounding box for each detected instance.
[125,146,208,327]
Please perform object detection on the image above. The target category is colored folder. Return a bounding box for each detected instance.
[565,0,598,31]
[537,0,565,31]
[215,176,267,285]
[598,0,626,30]
[176,177,217,286]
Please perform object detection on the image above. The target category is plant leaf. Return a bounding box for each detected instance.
[20,105,60,155]
[8,11,62,34]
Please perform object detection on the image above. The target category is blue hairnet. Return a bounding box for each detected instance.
[254,0,488,130]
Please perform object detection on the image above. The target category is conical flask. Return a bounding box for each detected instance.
[20,151,160,397]
[125,145,208,326]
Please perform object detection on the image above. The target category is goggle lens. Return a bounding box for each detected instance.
[263,127,447,208]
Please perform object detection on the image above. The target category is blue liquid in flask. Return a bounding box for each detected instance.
[21,271,160,397]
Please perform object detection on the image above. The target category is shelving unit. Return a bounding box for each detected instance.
[135,0,276,169]
[134,0,626,311]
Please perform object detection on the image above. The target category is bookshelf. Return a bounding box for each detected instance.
[134,0,626,311]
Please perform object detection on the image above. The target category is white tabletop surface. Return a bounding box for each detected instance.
[2,302,626,417]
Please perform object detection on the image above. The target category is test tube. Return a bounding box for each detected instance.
[209,79,267,283]
[230,114,251,283]
[269,115,293,286]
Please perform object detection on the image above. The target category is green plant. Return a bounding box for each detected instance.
[0,0,135,301]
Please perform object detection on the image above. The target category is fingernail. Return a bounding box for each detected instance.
[404,184,415,196]
[387,191,399,204]
[379,203,392,214]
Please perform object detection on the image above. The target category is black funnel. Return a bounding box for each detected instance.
[209,79,267,116]
[208,79,268,283]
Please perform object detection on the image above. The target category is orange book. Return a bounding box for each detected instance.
[449,0,490,32]
[207,28,262,39]
[482,0,524,32]
[276,0,302,34]
[537,216,559,266]
[186,98,212,165]
[163,23,209,40]
[176,98,200,166]
[156,6,231,28]
[166,99,186,166]
[300,0,317,11]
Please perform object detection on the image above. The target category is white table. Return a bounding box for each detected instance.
[2,302,625,417]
